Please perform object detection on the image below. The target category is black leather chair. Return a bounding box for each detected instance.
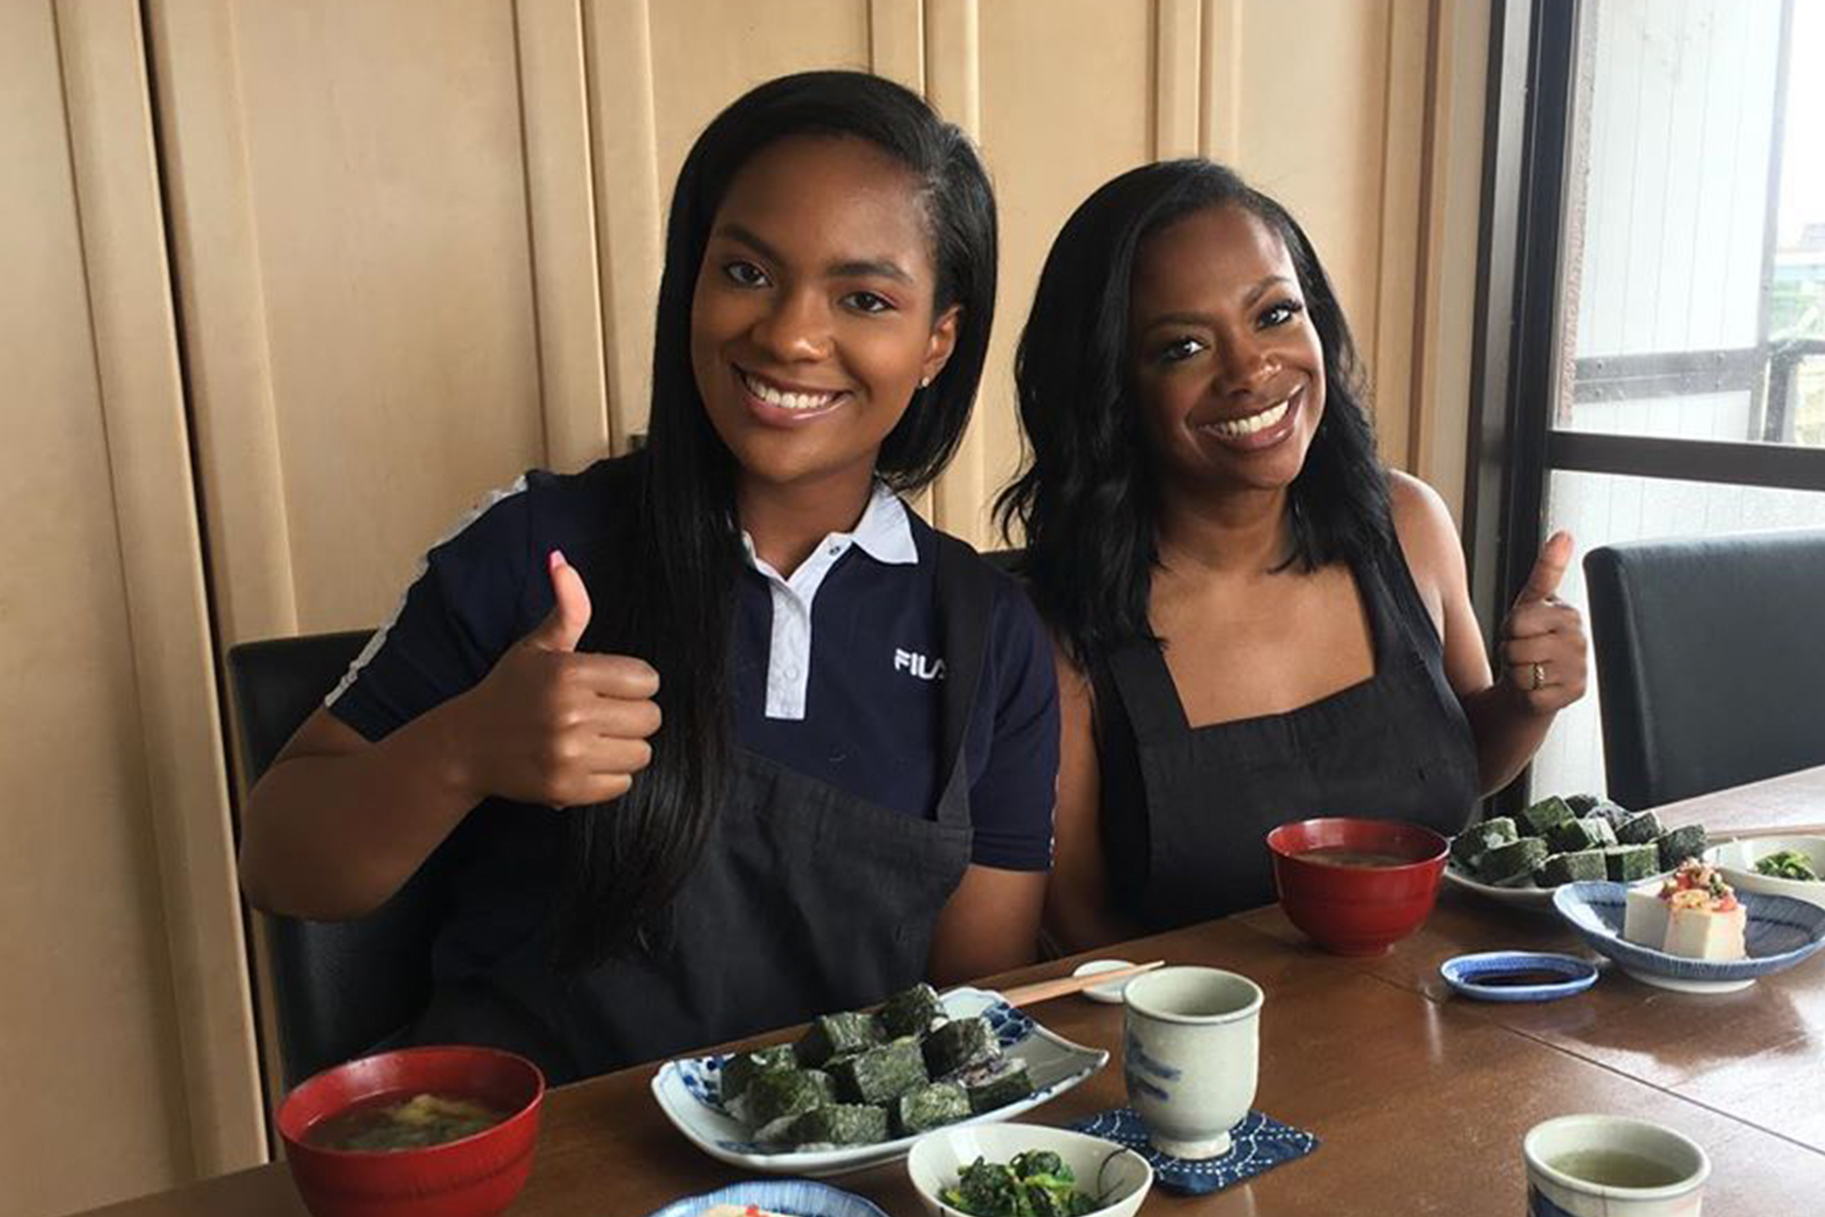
[228,631,448,1089]
[1583,529,1825,810]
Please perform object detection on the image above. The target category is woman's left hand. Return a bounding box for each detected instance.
[1497,530,1588,715]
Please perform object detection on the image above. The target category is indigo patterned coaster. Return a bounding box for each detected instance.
[1067,1107,1319,1195]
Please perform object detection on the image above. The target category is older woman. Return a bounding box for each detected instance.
[999,160,1586,950]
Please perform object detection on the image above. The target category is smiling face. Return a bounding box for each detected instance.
[1128,204,1325,499]
[690,135,959,503]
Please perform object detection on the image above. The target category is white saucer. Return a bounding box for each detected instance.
[1072,959,1140,1004]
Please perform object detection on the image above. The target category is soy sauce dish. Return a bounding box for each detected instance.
[1440,951,1600,1002]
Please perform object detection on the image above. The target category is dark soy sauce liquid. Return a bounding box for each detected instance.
[1475,970,1572,987]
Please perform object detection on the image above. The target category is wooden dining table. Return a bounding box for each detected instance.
[83,766,1825,1216]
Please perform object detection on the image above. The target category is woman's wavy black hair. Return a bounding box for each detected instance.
[555,70,998,965]
[996,158,1390,670]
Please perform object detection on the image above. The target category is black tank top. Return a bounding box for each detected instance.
[1089,536,1480,931]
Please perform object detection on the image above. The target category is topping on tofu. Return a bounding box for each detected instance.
[1621,859,1746,962]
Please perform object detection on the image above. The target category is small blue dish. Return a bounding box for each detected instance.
[1440,950,1599,1002]
[1553,881,1825,994]
[643,1178,889,1217]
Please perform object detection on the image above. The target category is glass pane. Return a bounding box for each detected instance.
[1557,0,1825,449]
[1527,469,1825,803]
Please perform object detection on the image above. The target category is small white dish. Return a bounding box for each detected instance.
[649,986,1109,1178]
[1704,836,1825,911]
[1071,959,1139,1004]
[1552,881,1825,994]
[907,1122,1153,1217]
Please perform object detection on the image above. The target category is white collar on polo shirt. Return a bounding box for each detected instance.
[741,482,917,721]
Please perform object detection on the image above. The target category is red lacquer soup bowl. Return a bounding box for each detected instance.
[1266,817,1450,956]
[278,1046,545,1217]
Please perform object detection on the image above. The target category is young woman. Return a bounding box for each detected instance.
[240,72,1058,1082]
[999,160,1586,951]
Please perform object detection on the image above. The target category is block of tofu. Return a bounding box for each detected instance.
[1623,883,1671,948]
[1663,901,1747,961]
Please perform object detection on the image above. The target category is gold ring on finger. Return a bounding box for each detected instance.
[1530,661,1546,691]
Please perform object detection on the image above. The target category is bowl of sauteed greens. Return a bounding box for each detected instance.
[906,1123,1152,1217]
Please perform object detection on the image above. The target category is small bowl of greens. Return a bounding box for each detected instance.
[906,1123,1152,1217]
[1706,836,1825,910]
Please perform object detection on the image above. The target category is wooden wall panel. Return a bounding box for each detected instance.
[650,0,873,191]
[969,0,1156,542]
[0,1,260,1212]
[155,0,550,640]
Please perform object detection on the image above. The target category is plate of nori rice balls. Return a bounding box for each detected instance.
[1443,794,1710,911]
[649,984,1109,1177]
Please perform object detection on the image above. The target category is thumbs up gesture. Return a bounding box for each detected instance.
[1498,530,1588,714]
[455,550,662,808]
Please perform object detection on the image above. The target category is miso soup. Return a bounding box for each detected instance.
[1297,846,1411,868]
[308,1092,509,1152]
[1548,1149,1687,1188]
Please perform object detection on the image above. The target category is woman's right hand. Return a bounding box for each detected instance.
[452,550,662,808]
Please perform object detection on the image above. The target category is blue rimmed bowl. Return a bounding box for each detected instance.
[1552,881,1825,993]
[1439,951,1599,1002]
[643,1179,888,1217]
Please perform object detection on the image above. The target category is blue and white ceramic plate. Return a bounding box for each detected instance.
[642,1178,889,1217]
[1552,881,1825,993]
[649,986,1110,1177]
[1439,951,1600,1002]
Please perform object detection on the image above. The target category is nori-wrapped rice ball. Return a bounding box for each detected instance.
[891,1080,970,1136]
[1657,825,1709,871]
[830,1038,928,1105]
[1518,795,1575,837]
[1605,843,1661,882]
[783,1103,890,1147]
[1476,836,1549,885]
[719,1044,795,1105]
[1548,816,1617,854]
[796,1010,881,1067]
[745,1068,835,1130]
[1451,817,1519,869]
[1584,799,1633,829]
[952,1057,1034,1114]
[922,1015,999,1077]
[1534,849,1607,887]
[878,982,944,1039]
[1616,810,1664,845]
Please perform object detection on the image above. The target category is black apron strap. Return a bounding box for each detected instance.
[930,533,995,828]
[1106,639,1193,741]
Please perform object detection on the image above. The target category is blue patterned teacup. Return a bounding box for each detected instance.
[1524,1115,1709,1216]
[1121,966,1263,1160]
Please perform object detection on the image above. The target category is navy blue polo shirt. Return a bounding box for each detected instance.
[326,459,1058,871]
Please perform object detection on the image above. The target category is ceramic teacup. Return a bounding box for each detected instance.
[1121,966,1263,1160]
[1524,1115,1710,1216]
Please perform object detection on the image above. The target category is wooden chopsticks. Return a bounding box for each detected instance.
[998,959,1164,1007]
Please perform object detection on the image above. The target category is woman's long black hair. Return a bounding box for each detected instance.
[554,71,998,966]
[995,159,1389,671]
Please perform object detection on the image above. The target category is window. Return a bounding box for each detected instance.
[1472,0,1825,805]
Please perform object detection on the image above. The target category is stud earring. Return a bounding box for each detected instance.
[919,376,931,389]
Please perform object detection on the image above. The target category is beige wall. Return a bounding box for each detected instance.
[0,2,1487,1213]
[0,3,263,1216]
